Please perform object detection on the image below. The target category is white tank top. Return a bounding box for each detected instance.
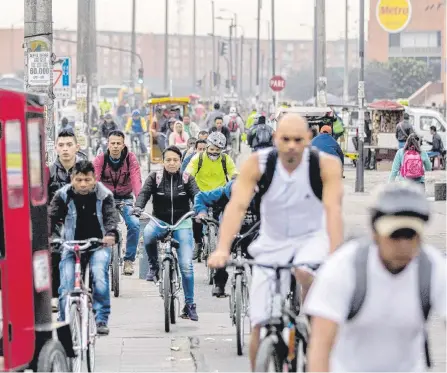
[257,147,326,241]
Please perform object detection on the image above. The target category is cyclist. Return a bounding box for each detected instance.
[205,102,225,130]
[132,146,200,321]
[151,108,170,152]
[182,139,207,172]
[208,113,343,370]
[99,98,112,116]
[224,107,244,157]
[183,114,200,138]
[210,116,231,152]
[125,109,148,155]
[99,113,119,153]
[304,181,446,371]
[247,114,274,151]
[58,117,74,134]
[198,130,209,141]
[49,161,119,335]
[245,106,258,131]
[93,130,142,275]
[194,177,258,297]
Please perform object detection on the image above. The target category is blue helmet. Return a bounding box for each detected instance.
[132,110,140,116]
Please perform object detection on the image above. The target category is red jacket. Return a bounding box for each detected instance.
[93,147,142,199]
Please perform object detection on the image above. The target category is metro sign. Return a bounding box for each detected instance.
[269,75,286,92]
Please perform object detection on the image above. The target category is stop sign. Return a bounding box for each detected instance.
[269,75,286,92]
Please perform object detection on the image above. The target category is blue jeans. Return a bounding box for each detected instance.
[119,199,140,262]
[131,133,148,154]
[427,151,441,158]
[143,221,195,305]
[398,141,406,149]
[59,247,112,324]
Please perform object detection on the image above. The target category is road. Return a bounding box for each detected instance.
[95,153,446,372]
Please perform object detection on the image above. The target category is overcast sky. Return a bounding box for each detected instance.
[1,0,370,40]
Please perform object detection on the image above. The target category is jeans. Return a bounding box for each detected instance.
[398,141,406,149]
[155,133,167,152]
[59,247,112,324]
[143,221,195,305]
[131,133,148,154]
[118,199,141,262]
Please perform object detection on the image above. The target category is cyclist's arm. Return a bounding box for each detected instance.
[141,117,148,132]
[216,154,259,253]
[185,153,199,177]
[184,173,200,202]
[124,118,132,133]
[128,153,142,196]
[320,154,344,253]
[92,154,104,182]
[135,173,155,209]
[225,154,237,179]
[102,194,120,238]
[48,191,68,237]
[194,187,226,215]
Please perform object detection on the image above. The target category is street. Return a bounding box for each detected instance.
[95,164,447,372]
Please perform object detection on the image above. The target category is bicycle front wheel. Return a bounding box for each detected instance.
[86,307,97,372]
[254,335,283,372]
[68,303,82,373]
[163,259,172,332]
[112,244,120,297]
[235,274,243,356]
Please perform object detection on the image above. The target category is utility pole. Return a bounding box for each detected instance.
[355,0,366,192]
[24,0,54,167]
[211,1,216,93]
[130,0,136,107]
[271,0,277,107]
[256,0,261,102]
[193,0,196,91]
[315,0,327,107]
[88,0,98,128]
[233,14,238,93]
[229,20,234,91]
[343,0,349,104]
[313,4,318,105]
[240,34,244,98]
[249,46,253,96]
[164,0,169,91]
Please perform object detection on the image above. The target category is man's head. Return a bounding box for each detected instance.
[198,130,209,140]
[187,137,197,149]
[105,113,113,124]
[163,146,182,174]
[61,117,69,126]
[320,125,332,135]
[195,139,207,153]
[103,98,107,102]
[370,181,430,271]
[229,106,237,116]
[214,102,220,111]
[206,131,226,161]
[214,116,224,130]
[168,118,176,131]
[108,130,126,158]
[56,130,79,162]
[430,125,437,135]
[274,113,311,164]
[183,115,190,125]
[132,110,140,120]
[71,161,96,195]
[169,108,177,118]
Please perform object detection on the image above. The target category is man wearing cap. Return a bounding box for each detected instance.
[303,181,446,372]
[311,125,344,166]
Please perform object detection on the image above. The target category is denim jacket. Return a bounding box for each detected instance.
[49,182,119,241]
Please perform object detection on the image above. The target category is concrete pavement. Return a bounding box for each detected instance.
[95,164,446,372]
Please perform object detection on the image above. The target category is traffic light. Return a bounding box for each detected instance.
[231,75,237,89]
[220,41,228,56]
[196,79,202,88]
[137,68,144,84]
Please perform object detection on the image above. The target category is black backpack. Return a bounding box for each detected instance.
[254,124,273,147]
[347,239,432,368]
[196,152,229,182]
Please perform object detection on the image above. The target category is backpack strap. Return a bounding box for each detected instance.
[347,240,371,321]
[221,154,229,182]
[418,248,432,368]
[254,148,278,215]
[197,152,204,175]
[100,154,108,181]
[309,147,323,201]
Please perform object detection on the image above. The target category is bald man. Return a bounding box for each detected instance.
[209,113,344,370]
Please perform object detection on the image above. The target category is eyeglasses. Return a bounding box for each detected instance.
[282,136,304,143]
[389,228,418,240]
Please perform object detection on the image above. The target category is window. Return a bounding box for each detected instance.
[401,31,439,48]
[5,120,24,208]
[27,119,45,205]
[420,116,446,132]
[389,33,400,47]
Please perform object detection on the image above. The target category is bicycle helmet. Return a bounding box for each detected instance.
[132,110,140,116]
[206,131,227,149]
[370,181,430,236]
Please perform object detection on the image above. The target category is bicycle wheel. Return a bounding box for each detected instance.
[36,340,70,372]
[112,244,120,297]
[254,335,283,372]
[291,337,306,373]
[235,274,244,356]
[68,303,82,373]
[207,225,217,285]
[163,259,172,332]
[86,307,97,372]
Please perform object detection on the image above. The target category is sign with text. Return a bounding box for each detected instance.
[53,57,71,99]
[269,75,286,92]
[28,51,51,86]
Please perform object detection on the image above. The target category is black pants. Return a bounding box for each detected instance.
[51,252,61,298]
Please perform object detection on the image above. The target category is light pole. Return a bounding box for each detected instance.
[300,22,317,103]
[256,0,262,101]
[210,1,216,91]
[343,0,349,105]
[216,16,234,91]
[193,0,196,91]
[220,9,238,91]
[164,0,169,92]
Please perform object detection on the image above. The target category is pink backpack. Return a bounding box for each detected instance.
[400,150,424,179]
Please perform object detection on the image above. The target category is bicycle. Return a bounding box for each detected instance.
[139,211,195,332]
[130,132,146,167]
[226,259,313,372]
[228,221,260,356]
[199,213,220,285]
[51,238,103,373]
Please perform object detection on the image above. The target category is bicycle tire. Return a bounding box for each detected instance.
[163,259,172,332]
[86,307,97,372]
[68,303,82,373]
[112,244,120,297]
[291,337,307,373]
[207,225,217,285]
[254,335,283,372]
[36,339,70,372]
[235,274,244,356]
[170,268,176,325]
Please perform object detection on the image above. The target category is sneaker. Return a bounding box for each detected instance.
[51,298,59,313]
[212,285,226,298]
[180,304,199,321]
[123,260,134,276]
[96,322,109,336]
[146,267,159,282]
[193,243,203,261]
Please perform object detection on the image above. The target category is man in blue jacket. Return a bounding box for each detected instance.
[181,139,207,171]
[311,125,344,166]
[194,178,258,297]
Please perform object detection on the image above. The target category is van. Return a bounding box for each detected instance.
[405,107,447,151]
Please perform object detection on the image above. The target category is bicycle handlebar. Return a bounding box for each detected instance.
[50,238,103,251]
[226,258,319,271]
[233,221,260,242]
[199,216,220,226]
[140,211,195,230]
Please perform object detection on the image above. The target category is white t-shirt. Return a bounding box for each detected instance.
[303,240,446,372]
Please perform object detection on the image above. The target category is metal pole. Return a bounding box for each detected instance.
[355,0,365,192]
[313,0,318,105]
[130,0,136,107]
[234,14,238,92]
[211,1,216,90]
[240,34,244,98]
[10,25,14,73]
[193,0,196,91]
[315,0,327,107]
[343,0,349,104]
[229,20,233,91]
[249,46,253,95]
[256,0,261,99]
[271,0,276,76]
[267,21,271,97]
[260,52,264,99]
[24,0,55,166]
[164,0,169,91]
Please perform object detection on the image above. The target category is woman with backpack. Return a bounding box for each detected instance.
[389,133,432,188]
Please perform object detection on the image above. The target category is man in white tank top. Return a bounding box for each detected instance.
[208,113,344,370]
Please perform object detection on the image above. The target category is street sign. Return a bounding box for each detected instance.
[28,51,51,86]
[269,75,286,92]
[53,57,71,99]
[376,0,412,33]
[76,83,88,98]
[76,98,87,113]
